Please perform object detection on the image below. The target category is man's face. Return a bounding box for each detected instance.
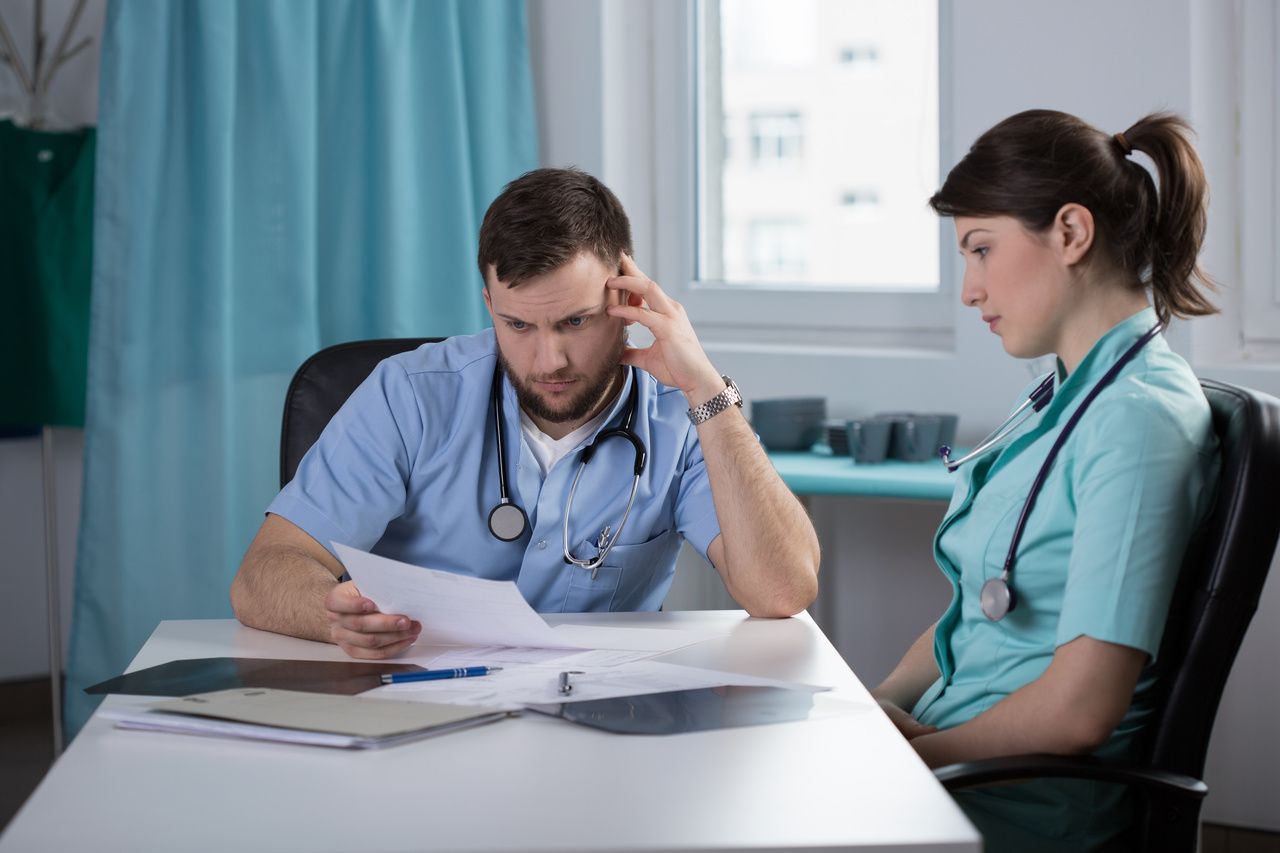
[484,251,629,428]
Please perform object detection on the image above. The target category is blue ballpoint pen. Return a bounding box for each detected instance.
[379,666,503,685]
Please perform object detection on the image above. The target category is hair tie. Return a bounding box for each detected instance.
[1113,131,1132,156]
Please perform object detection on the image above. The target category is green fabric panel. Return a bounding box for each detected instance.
[0,118,95,427]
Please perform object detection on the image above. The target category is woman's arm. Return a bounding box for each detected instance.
[871,623,942,739]
[909,635,1147,768]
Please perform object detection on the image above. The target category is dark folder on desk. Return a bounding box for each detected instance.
[85,658,426,697]
[527,685,817,735]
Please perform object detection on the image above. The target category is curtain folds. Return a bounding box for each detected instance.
[66,0,537,737]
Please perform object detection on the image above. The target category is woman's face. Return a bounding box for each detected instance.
[954,215,1071,360]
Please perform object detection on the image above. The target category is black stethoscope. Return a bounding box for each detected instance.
[486,364,648,578]
[939,322,1164,621]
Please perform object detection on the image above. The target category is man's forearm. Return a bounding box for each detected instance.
[230,546,337,643]
[695,403,820,616]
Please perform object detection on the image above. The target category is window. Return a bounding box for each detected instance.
[837,44,881,67]
[637,0,950,342]
[748,111,804,164]
[840,188,882,219]
[700,0,939,292]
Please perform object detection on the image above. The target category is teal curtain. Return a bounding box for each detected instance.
[66,0,537,737]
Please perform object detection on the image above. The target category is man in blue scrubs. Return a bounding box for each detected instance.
[230,168,820,658]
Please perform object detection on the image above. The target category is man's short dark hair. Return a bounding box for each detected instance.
[477,167,633,287]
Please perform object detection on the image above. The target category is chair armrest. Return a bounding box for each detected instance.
[934,753,1208,801]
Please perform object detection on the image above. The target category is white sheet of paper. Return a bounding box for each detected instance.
[335,543,720,652]
[423,646,658,670]
[374,660,830,708]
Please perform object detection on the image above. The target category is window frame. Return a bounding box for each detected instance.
[649,0,956,346]
[1239,0,1280,345]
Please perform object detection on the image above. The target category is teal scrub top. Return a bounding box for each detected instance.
[914,307,1220,850]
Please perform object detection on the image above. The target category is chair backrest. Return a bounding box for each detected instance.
[1143,379,1280,783]
[279,338,442,488]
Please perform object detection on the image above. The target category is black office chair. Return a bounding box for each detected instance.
[279,338,442,488]
[934,379,1280,852]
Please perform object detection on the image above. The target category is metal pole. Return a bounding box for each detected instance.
[41,426,64,756]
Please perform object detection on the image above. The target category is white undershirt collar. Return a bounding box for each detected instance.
[519,406,612,478]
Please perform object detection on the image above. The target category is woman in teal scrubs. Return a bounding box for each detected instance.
[871,110,1221,852]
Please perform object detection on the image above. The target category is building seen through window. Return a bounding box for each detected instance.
[700,0,939,290]
[748,111,803,163]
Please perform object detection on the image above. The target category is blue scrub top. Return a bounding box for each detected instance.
[267,329,722,613]
[914,307,1220,849]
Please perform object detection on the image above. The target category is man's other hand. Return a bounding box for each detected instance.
[324,581,421,659]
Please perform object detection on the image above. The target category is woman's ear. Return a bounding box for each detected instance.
[1054,203,1096,267]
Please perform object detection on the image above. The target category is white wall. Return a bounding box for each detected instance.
[0,431,80,680]
[529,0,1280,831]
[0,0,105,129]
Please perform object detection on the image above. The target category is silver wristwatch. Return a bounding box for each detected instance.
[687,375,743,425]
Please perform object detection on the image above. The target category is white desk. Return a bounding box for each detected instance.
[1,611,979,852]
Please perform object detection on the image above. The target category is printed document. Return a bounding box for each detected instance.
[335,543,720,653]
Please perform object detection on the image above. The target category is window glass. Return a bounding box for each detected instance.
[699,0,940,290]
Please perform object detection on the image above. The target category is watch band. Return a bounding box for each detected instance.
[687,375,743,425]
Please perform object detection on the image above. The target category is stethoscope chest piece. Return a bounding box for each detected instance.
[980,576,1016,621]
[488,500,529,542]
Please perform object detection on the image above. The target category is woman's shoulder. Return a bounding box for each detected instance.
[1079,345,1215,456]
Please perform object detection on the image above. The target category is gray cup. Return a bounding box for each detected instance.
[924,413,959,451]
[886,414,942,462]
[846,418,892,464]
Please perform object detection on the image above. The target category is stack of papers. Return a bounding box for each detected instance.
[105,688,513,749]
[376,658,826,708]
[335,543,832,709]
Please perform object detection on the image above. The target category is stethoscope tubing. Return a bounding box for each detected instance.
[563,372,645,572]
[942,374,1055,472]
[999,323,1164,579]
[948,322,1164,620]
[487,362,647,574]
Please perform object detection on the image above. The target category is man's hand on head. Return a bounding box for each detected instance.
[605,254,726,407]
[324,581,421,660]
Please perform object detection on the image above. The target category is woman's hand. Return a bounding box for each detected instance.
[877,698,938,740]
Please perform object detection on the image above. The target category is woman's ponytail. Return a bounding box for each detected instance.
[1120,113,1217,324]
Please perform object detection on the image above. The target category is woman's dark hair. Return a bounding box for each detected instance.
[478,167,633,287]
[929,109,1217,324]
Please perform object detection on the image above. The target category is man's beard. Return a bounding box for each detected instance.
[498,328,628,425]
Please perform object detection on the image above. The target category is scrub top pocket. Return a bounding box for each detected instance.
[562,528,681,612]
